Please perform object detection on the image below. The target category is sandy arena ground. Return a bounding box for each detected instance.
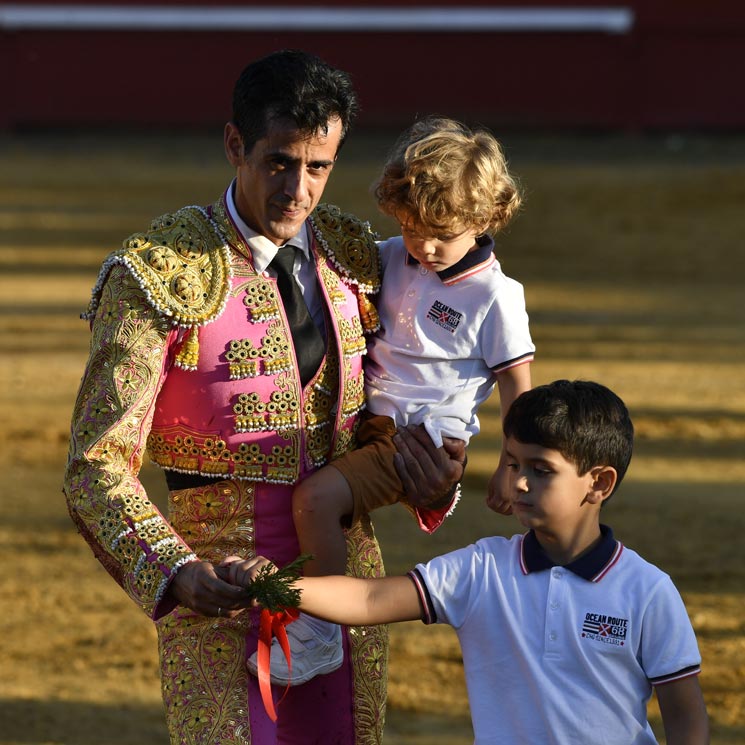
[1,132,744,743]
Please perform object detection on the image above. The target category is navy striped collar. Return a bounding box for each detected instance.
[520,525,623,582]
[405,234,494,283]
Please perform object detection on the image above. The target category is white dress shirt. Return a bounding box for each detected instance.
[225,182,325,331]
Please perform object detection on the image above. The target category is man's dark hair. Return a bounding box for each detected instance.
[232,49,358,154]
[503,380,634,493]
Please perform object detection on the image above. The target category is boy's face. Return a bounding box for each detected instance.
[503,436,599,534]
[398,216,480,272]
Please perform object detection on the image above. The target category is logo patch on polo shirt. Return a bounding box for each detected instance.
[581,611,628,646]
[426,300,462,333]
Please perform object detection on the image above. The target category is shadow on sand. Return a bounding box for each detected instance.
[0,697,168,745]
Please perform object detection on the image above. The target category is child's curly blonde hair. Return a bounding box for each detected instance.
[374,116,521,236]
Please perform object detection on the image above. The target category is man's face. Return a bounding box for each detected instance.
[224,116,342,246]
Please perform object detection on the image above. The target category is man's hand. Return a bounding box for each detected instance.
[393,424,466,511]
[167,560,252,618]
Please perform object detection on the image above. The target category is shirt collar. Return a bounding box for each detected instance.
[405,234,495,284]
[225,180,310,273]
[519,525,623,582]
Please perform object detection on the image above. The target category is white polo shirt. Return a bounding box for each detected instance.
[409,526,702,745]
[365,236,534,447]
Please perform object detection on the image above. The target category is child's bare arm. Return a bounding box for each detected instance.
[221,557,423,625]
[487,363,532,514]
[496,362,532,420]
[295,574,423,625]
[656,676,709,744]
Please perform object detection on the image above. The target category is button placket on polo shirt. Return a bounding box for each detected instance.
[544,567,566,658]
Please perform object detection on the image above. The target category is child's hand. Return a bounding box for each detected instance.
[217,556,276,591]
[486,457,513,515]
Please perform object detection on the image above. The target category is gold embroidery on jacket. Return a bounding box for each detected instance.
[233,390,300,434]
[147,426,302,484]
[302,345,338,467]
[342,372,366,420]
[159,478,257,744]
[310,204,380,294]
[81,206,233,370]
[110,199,374,483]
[311,203,381,336]
[319,262,350,307]
[346,519,389,744]
[338,315,368,359]
[64,267,198,615]
[226,320,293,383]
[243,277,279,323]
[226,338,261,380]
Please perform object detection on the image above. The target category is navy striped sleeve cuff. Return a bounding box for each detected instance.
[492,351,534,373]
[408,569,437,624]
[649,663,701,686]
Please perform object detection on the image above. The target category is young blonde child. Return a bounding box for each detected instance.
[252,116,534,685]
[226,381,709,744]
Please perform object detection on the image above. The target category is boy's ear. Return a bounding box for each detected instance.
[585,466,618,505]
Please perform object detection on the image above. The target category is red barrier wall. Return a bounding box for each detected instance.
[2,1,744,130]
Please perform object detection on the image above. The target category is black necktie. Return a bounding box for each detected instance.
[270,246,325,386]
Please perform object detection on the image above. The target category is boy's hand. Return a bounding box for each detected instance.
[486,455,513,515]
[217,556,276,593]
[393,425,466,510]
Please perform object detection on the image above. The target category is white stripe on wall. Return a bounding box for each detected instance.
[0,5,635,33]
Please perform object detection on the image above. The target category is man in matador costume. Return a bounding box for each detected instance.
[64,50,464,744]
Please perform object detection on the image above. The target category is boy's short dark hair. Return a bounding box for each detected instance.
[503,380,634,492]
[232,49,358,154]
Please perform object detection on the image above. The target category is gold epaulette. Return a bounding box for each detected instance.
[310,204,380,294]
[310,203,381,334]
[81,205,232,369]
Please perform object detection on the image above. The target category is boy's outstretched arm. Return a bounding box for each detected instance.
[656,677,709,744]
[222,557,423,626]
[296,575,423,626]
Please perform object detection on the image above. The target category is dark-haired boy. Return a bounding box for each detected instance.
[225,380,709,744]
